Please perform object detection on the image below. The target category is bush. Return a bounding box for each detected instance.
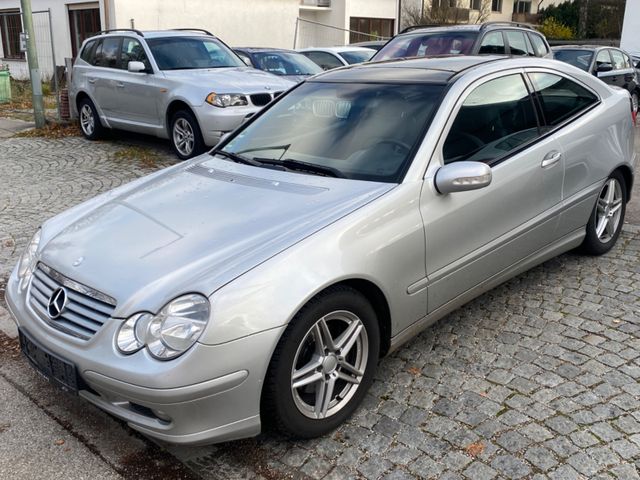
[538,17,575,40]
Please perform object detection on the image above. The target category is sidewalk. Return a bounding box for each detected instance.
[0,117,34,138]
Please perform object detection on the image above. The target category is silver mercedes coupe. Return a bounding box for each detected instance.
[6,56,635,445]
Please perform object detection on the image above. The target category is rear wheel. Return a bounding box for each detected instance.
[78,98,104,140]
[170,110,205,160]
[262,286,380,438]
[631,91,639,115]
[579,170,627,255]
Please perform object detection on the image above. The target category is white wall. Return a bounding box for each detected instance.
[621,0,640,56]
[0,0,104,79]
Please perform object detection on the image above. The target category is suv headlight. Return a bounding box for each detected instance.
[17,228,41,291]
[117,294,210,360]
[206,92,248,107]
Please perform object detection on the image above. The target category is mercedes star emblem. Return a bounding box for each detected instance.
[47,287,68,319]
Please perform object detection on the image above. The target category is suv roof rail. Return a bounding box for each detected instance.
[399,24,455,34]
[172,28,215,36]
[480,21,535,31]
[95,28,144,37]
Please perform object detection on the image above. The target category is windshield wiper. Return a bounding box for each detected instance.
[254,158,345,178]
[213,150,262,167]
[236,144,291,157]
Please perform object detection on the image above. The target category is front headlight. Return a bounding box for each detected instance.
[117,294,210,360]
[206,92,248,107]
[17,228,41,291]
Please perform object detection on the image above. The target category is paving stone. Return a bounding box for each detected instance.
[490,454,531,479]
[524,446,558,472]
[495,431,531,453]
[462,461,497,480]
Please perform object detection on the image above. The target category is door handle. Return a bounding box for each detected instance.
[116,82,125,88]
[87,78,96,84]
[541,151,562,168]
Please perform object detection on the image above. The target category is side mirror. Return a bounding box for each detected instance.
[128,61,147,73]
[435,161,492,194]
[596,63,613,75]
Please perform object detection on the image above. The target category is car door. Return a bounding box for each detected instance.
[420,72,564,312]
[593,49,616,85]
[611,49,637,93]
[108,36,160,130]
[91,36,123,119]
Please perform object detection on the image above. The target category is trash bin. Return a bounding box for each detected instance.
[0,66,11,104]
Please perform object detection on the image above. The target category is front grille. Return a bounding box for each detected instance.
[250,93,272,106]
[273,91,283,98]
[29,263,116,340]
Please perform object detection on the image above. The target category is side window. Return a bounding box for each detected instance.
[91,40,103,66]
[595,50,612,71]
[610,50,625,70]
[505,31,528,56]
[121,37,150,71]
[95,36,121,68]
[622,53,632,69]
[304,51,343,70]
[80,40,96,63]
[529,73,598,128]
[442,74,539,164]
[478,31,505,55]
[528,33,549,57]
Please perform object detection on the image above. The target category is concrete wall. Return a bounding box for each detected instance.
[620,0,640,56]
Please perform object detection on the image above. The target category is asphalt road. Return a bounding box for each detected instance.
[0,124,638,480]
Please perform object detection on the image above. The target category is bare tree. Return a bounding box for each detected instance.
[402,0,492,27]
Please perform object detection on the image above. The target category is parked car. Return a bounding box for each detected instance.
[70,29,294,159]
[298,46,375,70]
[372,22,552,61]
[553,46,639,114]
[350,40,387,51]
[7,55,634,445]
[234,47,323,83]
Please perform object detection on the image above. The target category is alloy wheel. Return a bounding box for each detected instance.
[595,177,623,243]
[291,310,368,419]
[80,104,95,136]
[173,118,195,157]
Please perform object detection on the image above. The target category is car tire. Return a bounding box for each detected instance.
[170,110,205,160]
[579,170,627,256]
[78,97,104,140]
[632,91,639,115]
[262,285,380,438]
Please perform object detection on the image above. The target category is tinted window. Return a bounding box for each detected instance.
[374,31,477,60]
[529,73,598,128]
[339,50,374,64]
[302,51,343,70]
[80,40,96,63]
[120,37,150,71]
[505,31,528,56]
[221,82,444,183]
[95,37,121,68]
[610,50,626,70]
[553,49,593,71]
[479,31,505,55]
[252,51,322,75]
[443,74,539,164]
[528,33,548,57]
[146,37,244,70]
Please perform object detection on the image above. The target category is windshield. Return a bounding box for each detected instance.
[339,50,375,64]
[252,51,323,76]
[553,49,594,71]
[147,36,245,70]
[374,31,477,61]
[218,82,444,183]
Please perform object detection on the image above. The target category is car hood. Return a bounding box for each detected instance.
[162,66,294,93]
[39,157,394,316]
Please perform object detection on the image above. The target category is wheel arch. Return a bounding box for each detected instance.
[613,164,634,202]
[165,99,195,136]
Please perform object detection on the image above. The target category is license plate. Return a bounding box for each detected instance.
[19,328,79,395]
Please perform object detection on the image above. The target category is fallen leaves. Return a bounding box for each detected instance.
[14,122,81,139]
[407,366,422,376]
[54,439,65,446]
[464,441,485,457]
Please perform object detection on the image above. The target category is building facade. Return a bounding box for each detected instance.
[0,0,399,79]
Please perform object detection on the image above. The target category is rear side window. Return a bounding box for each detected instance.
[443,74,539,164]
[505,31,528,56]
[528,34,548,57]
[302,51,343,70]
[595,50,612,70]
[479,31,505,55]
[610,50,626,70]
[95,37,121,68]
[80,40,96,63]
[529,73,598,128]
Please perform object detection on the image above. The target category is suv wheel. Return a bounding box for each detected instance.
[78,98,104,140]
[170,110,205,160]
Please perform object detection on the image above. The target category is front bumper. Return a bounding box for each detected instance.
[5,267,285,445]
[191,103,259,147]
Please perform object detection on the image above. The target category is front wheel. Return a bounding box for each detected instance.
[579,170,627,255]
[262,286,380,438]
[170,110,205,160]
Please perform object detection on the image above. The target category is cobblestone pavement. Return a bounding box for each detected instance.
[0,131,639,480]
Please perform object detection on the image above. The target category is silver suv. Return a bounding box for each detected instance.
[70,29,294,159]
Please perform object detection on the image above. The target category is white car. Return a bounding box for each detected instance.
[298,46,375,70]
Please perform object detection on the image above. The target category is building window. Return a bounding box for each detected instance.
[349,17,394,44]
[68,5,101,58]
[492,0,503,12]
[0,11,24,60]
[514,1,531,14]
[470,0,482,10]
